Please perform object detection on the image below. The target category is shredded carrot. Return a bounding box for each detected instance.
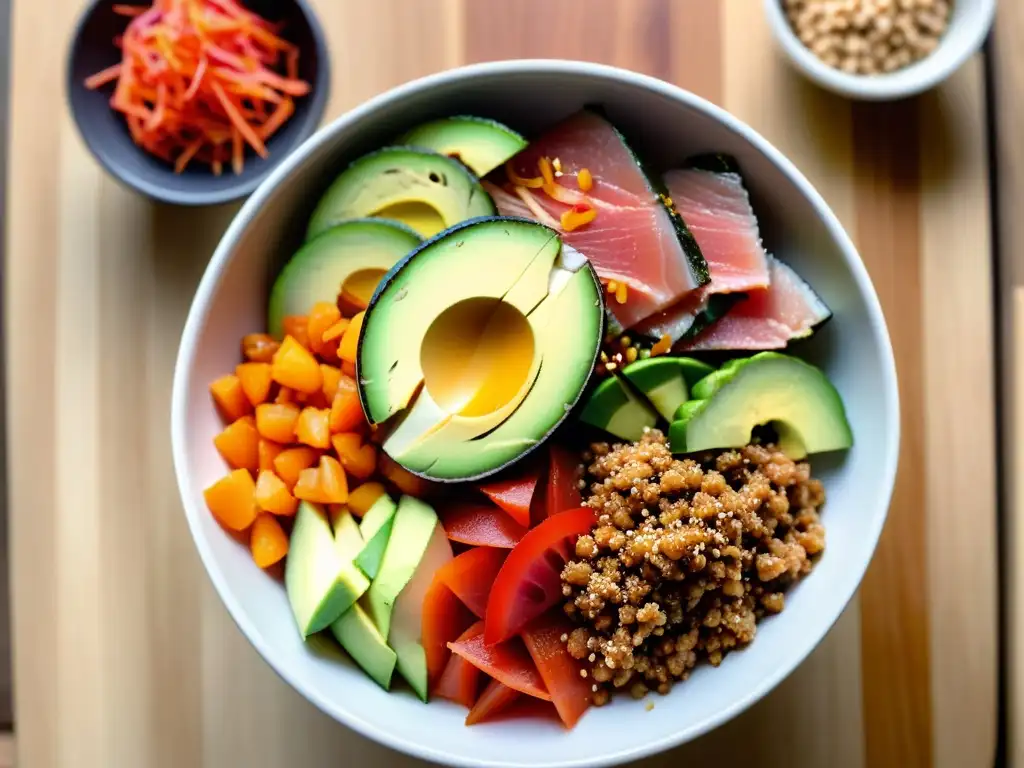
[84,0,310,175]
[113,4,147,16]
[560,203,597,233]
[538,156,555,186]
[578,168,594,192]
[505,160,543,189]
[615,282,628,304]
[84,64,122,90]
[651,334,672,357]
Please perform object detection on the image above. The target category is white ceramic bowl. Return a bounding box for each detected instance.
[171,60,900,768]
[764,0,996,100]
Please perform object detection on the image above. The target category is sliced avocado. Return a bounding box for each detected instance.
[331,601,397,691]
[307,148,496,241]
[358,217,603,481]
[618,356,716,422]
[389,519,453,701]
[285,502,370,637]
[397,116,528,177]
[328,513,397,690]
[354,493,398,580]
[578,376,659,442]
[668,352,853,459]
[366,495,440,641]
[268,219,421,337]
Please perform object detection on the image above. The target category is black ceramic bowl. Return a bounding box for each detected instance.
[67,0,330,206]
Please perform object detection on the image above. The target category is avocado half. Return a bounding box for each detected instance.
[357,216,605,482]
[306,147,496,241]
[268,219,421,338]
[396,116,527,177]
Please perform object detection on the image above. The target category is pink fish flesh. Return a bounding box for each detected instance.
[632,163,770,342]
[674,256,831,352]
[490,110,709,329]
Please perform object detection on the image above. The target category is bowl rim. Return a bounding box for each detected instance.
[171,59,900,767]
[65,0,332,206]
[762,0,996,101]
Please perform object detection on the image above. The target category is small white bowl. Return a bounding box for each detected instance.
[764,0,996,100]
[172,60,900,768]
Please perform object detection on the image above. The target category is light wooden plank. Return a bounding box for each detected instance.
[917,57,998,768]
[719,3,864,766]
[992,2,1024,765]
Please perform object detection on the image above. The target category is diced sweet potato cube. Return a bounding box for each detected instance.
[250,513,289,568]
[210,374,251,422]
[271,335,323,394]
[255,402,300,444]
[214,416,260,470]
[255,469,299,516]
[236,362,273,406]
[204,469,259,530]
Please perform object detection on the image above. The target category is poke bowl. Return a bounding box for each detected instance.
[171,60,899,768]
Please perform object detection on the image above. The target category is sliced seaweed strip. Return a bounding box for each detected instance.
[582,106,711,289]
[683,153,742,174]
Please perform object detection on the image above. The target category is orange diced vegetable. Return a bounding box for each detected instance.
[274,446,321,490]
[250,513,289,568]
[341,360,357,378]
[255,402,300,444]
[318,455,349,504]
[321,364,342,402]
[347,481,387,517]
[293,466,328,503]
[380,454,433,497]
[296,407,331,449]
[204,469,259,531]
[236,362,273,406]
[331,432,377,480]
[213,416,260,470]
[338,311,364,364]
[210,374,251,422]
[272,336,322,393]
[330,377,365,433]
[307,302,342,358]
[282,316,310,348]
[242,333,280,363]
[258,438,284,472]
[255,469,299,516]
[322,319,350,344]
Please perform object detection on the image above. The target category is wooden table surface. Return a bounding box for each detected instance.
[5,1,999,766]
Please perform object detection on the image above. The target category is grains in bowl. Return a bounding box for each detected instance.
[784,0,952,76]
[560,430,826,705]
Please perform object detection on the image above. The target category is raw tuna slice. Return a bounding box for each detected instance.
[675,256,831,352]
[632,158,770,342]
[487,110,708,329]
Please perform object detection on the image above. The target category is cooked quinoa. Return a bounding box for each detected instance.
[560,430,826,705]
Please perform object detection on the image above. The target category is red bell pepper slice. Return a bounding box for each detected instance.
[465,679,521,725]
[433,624,484,708]
[448,622,551,701]
[422,571,475,688]
[440,501,527,549]
[438,546,508,618]
[522,611,592,729]
[546,443,583,519]
[478,469,540,528]
[484,506,596,645]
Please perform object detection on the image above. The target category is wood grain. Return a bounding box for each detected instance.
[4,1,997,766]
[992,1,1024,765]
